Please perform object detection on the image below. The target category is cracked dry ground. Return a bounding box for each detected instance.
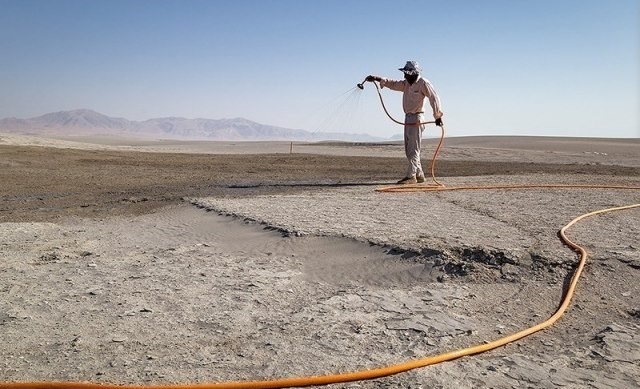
[1,143,639,388]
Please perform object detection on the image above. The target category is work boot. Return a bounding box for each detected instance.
[396,176,417,185]
[416,174,426,183]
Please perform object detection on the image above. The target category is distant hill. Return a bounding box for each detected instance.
[0,109,385,142]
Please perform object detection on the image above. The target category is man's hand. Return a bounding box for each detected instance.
[435,118,443,127]
[365,75,381,82]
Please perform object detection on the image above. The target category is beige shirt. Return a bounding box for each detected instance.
[380,77,443,119]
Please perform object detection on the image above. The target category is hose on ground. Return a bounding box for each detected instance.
[3,187,639,389]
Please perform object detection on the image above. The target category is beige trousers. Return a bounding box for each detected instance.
[404,113,425,178]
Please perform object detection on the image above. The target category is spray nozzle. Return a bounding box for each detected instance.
[357,77,370,90]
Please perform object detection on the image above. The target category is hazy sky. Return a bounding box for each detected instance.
[1,0,638,138]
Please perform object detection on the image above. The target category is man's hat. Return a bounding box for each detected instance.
[399,61,421,75]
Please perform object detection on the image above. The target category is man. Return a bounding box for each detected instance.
[366,61,444,184]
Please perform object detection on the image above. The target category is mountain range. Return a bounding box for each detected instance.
[0,109,388,142]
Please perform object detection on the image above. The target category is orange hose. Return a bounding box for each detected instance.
[428,125,445,187]
[376,183,640,193]
[369,81,433,127]
[2,190,639,389]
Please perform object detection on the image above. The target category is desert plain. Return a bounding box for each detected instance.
[1,133,639,388]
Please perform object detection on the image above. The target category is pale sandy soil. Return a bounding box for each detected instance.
[1,133,639,388]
